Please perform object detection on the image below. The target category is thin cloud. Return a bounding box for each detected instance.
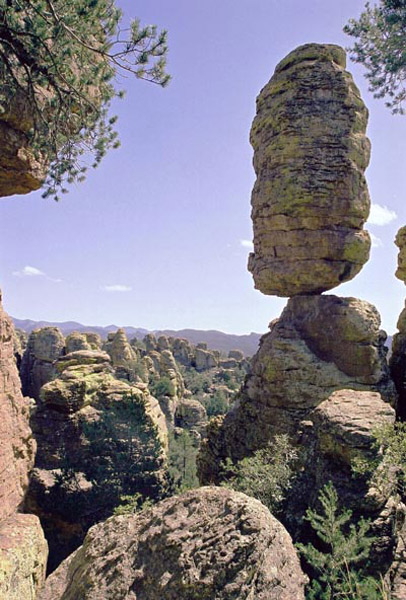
[368,203,397,226]
[370,232,383,248]
[101,284,132,292]
[13,265,44,277]
[12,265,62,282]
[240,239,254,249]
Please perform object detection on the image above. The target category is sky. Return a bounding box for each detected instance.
[0,0,405,336]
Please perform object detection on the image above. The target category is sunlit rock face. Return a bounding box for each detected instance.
[248,43,371,296]
[198,295,396,483]
[40,487,307,600]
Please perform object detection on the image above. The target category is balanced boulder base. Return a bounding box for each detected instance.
[249,43,371,296]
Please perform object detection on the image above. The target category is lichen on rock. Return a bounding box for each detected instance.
[248,43,371,296]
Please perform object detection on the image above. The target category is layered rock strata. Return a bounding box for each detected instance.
[248,43,371,296]
[40,487,307,600]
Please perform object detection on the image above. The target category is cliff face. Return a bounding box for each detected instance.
[248,44,371,296]
[0,292,48,598]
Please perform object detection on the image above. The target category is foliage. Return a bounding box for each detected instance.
[55,393,166,523]
[201,388,229,417]
[297,482,384,599]
[113,492,153,516]
[344,0,406,113]
[168,429,199,493]
[149,375,174,398]
[221,435,298,515]
[0,0,169,199]
[352,421,406,499]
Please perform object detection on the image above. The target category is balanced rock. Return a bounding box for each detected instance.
[65,332,91,354]
[40,487,306,600]
[248,43,371,296]
[175,397,207,436]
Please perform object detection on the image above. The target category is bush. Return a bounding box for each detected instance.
[221,435,298,515]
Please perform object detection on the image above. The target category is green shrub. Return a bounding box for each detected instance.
[221,435,297,515]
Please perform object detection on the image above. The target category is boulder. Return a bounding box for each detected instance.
[40,487,306,600]
[194,347,218,371]
[171,338,193,366]
[248,43,371,296]
[175,398,208,435]
[65,333,91,354]
[198,294,396,483]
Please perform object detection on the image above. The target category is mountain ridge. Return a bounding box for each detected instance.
[12,317,262,356]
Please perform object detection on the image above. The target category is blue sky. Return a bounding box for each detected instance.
[1,0,405,335]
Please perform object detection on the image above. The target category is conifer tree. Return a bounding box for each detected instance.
[0,1,170,199]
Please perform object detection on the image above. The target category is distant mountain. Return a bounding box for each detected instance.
[12,318,262,357]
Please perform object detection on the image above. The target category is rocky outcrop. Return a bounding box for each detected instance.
[390,226,406,420]
[248,43,371,296]
[195,346,218,371]
[0,92,47,196]
[40,487,307,600]
[171,337,194,366]
[65,332,92,354]
[199,294,395,484]
[20,327,65,400]
[105,328,141,383]
[175,398,208,436]
[25,349,168,571]
[0,293,48,596]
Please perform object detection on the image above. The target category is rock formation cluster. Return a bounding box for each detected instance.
[248,43,371,296]
[199,42,405,593]
[40,487,306,600]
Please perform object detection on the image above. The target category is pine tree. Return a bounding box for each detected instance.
[0,1,170,199]
[297,482,384,599]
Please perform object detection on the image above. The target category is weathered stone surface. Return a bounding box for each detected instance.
[26,350,168,571]
[395,226,406,283]
[20,327,65,400]
[0,293,36,519]
[40,487,306,600]
[248,43,371,296]
[171,338,193,366]
[175,398,207,436]
[0,513,48,600]
[198,295,395,483]
[104,328,141,383]
[228,349,244,361]
[195,346,218,371]
[65,332,91,354]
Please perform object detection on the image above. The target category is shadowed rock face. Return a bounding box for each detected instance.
[248,43,371,296]
[390,226,406,420]
[40,487,307,600]
[0,92,47,196]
